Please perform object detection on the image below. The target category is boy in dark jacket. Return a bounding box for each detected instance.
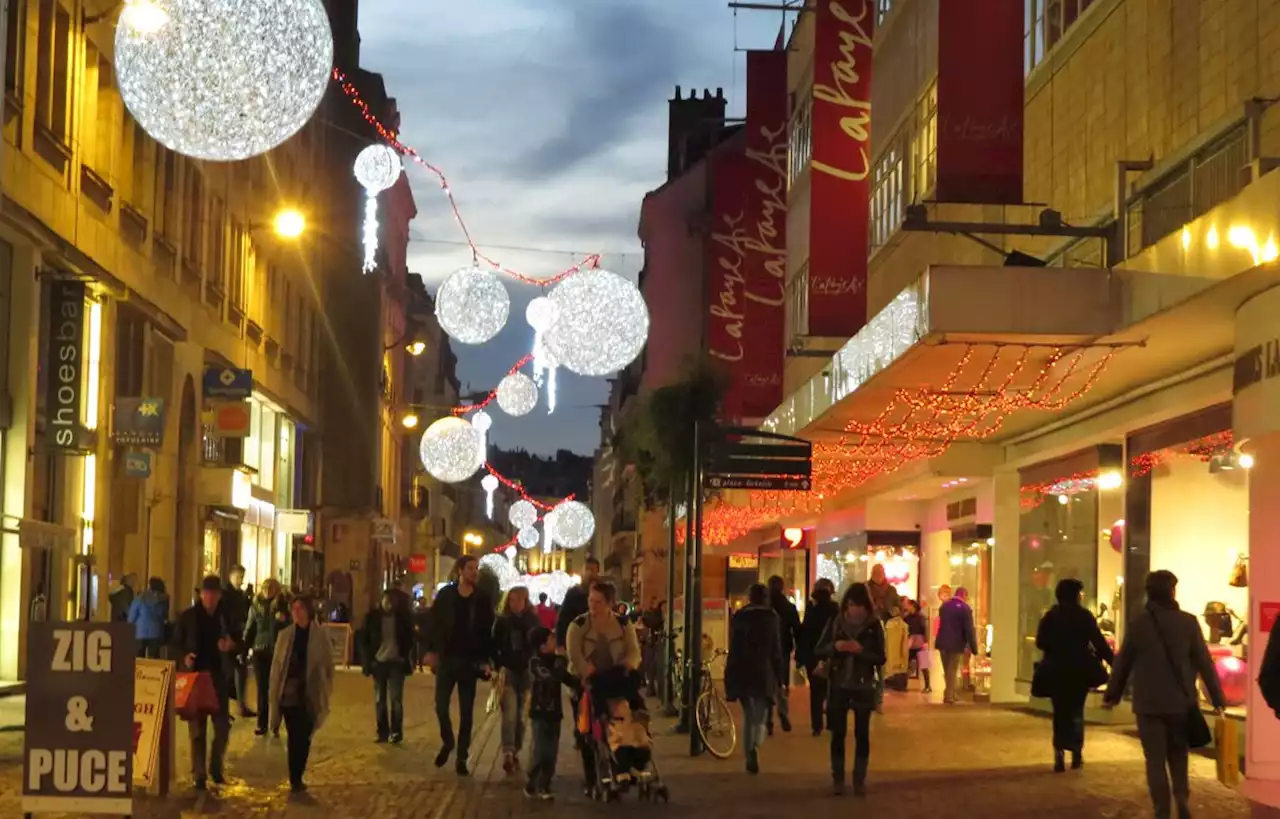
[360,591,416,743]
[525,626,570,800]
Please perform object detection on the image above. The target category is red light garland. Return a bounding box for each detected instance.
[699,343,1121,544]
[1128,430,1235,478]
[451,354,535,417]
[332,69,599,286]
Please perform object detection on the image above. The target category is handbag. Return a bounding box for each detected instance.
[1228,555,1248,588]
[1149,611,1213,749]
[174,671,220,721]
[485,668,506,715]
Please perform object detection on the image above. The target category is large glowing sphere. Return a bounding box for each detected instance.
[549,500,595,549]
[354,144,402,193]
[418,416,484,484]
[543,268,649,376]
[115,0,333,161]
[436,266,511,345]
[508,500,538,530]
[495,372,538,417]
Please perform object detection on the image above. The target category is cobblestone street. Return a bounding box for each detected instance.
[0,671,1253,818]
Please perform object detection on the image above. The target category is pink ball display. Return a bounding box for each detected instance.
[1212,655,1249,708]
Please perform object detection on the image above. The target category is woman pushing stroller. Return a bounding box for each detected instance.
[566,580,651,788]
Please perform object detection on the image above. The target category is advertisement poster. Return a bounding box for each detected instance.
[132,658,174,788]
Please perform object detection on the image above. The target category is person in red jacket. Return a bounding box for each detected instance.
[535,592,559,630]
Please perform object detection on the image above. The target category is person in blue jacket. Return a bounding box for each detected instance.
[128,577,170,658]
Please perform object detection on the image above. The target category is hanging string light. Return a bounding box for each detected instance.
[471,409,492,465]
[526,296,560,413]
[353,144,403,272]
[481,473,499,518]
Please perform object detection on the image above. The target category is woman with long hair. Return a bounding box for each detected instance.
[1035,578,1114,771]
[814,583,885,796]
[268,595,334,794]
[725,583,783,773]
[493,585,539,774]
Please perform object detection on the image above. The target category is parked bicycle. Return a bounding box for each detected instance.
[665,629,736,759]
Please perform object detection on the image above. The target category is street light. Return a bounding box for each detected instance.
[463,531,484,548]
[273,208,307,239]
[119,0,168,33]
[401,411,420,429]
[406,340,427,356]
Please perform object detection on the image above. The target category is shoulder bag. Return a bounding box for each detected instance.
[1149,610,1212,749]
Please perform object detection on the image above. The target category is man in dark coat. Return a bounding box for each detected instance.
[555,556,600,648]
[796,578,838,734]
[725,584,783,773]
[766,575,801,734]
[424,555,494,775]
[172,575,244,790]
[222,565,252,717]
[360,590,416,743]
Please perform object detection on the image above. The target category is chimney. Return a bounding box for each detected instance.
[667,86,730,181]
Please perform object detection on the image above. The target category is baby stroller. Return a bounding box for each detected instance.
[579,687,670,803]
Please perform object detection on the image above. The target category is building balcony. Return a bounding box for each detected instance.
[612,509,637,534]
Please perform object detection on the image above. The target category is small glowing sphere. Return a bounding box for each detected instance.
[471,409,493,434]
[508,500,538,530]
[544,268,649,376]
[481,474,499,493]
[526,296,560,332]
[418,416,484,484]
[115,0,333,161]
[436,266,511,345]
[517,526,540,550]
[495,372,538,417]
[549,500,595,549]
[503,545,517,560]
[354,144,402,193]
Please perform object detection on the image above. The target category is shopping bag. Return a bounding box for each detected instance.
[174,671,220,721]
[485,669,505,715]
[1215,716,1240,787]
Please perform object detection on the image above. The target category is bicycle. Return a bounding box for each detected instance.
[691,649,736,759]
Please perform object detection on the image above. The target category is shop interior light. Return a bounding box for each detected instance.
[406,340,427,356]
[1239,453,1255,469]
[986,537,995,546]
[401,411,420,429]
[1057,494,1069,505]
[1096,470,1123,490]
[949,554,963,567]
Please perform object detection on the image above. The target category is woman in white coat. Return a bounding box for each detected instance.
[269,595,334,793]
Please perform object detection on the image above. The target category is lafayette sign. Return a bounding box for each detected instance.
[46,281,87,451]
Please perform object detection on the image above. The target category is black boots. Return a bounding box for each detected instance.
[1054,750,1066,773]
[1071,750,1083,769]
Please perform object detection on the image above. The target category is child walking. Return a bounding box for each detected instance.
[526,627,570,800]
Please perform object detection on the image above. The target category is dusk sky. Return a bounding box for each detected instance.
[357,0,786,456]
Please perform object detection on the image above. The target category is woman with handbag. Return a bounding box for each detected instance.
[492,585,539,774]
[1034,578,1114,772]
[814,583,886,797]
[1104,570,1226,819]
[269,595,334,794]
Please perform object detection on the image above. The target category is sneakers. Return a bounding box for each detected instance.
[456,758,470,777]
[389,733,403,745]
[524,782,538,799]
[779,714,792,732]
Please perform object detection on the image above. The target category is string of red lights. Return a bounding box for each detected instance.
[451,354,535,417]
[332,69,600,286]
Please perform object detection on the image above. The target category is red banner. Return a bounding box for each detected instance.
[707,150,753,421]
[809,0,875,337]
[740,49,788,418]
[936,0,1024,204]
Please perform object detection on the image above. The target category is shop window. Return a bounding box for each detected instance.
[788,92,812,190]
[1025,0,1096,75]
[5,0,25,104]
[870,131,907,254]
[911,81,937,203]
[259,404,275,492]
[34,0,71,149]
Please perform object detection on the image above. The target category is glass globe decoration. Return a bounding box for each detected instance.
[354,144,401,193]
[115,0,333,161]
[495,372,538,417]
[526,296,560,333]
[549,500,595,549]
[418,416,484,484]
[480,553,520,591]
[508,499,538,530]
[503,545,517,560]
[543,268,649,376]
[436,266,511,345]
[517,525,540,550]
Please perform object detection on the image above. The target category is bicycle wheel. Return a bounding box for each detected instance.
[695,691,737,759]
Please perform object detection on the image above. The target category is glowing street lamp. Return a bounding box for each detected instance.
[401,411,420,429]
[273,208,307,239]
[406,340,427,357]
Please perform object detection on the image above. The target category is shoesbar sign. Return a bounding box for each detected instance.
[45,280,87,452]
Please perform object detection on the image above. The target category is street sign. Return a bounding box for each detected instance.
[124,451,152,479]
[408,554,428,573]
[23,621,135,816]
[208,400,251,438]
[371,518,396,542]
[202,367,253,400]
[706,475,811,491]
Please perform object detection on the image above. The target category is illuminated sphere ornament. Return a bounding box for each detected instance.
[526,296,560,333]
[544,268,649,376]
[479,553,520,591]
[436,266,511,345]
[418,416,483,484]
[495,373,538,417]
[549,500,595,549]
[508,500,538,530]
[354,144,401,193]
[517,526,540,551]
[503,545,517,560]
[115,0,333,161]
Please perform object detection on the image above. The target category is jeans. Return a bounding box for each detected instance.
[828,688,872,784]
[234,657,250,714]
[137,638,163,659]
[373,662,407,739]
[187,692,231,783]
[528,718,560,791]
[435,659,478,756]
[767,684,790,730]
[500,674,529,753]
[252,651,273,732]
[1050,688,1088,752]
[282,704,314,786]
[806,664,829,732]
[1136,713,1192,819]
[941,650,964,702]
[741,697,769,757]
[874,667,885,708]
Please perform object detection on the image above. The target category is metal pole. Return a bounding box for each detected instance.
[687,421,706,757]
[676,461,695,734]
[662,488,678,715]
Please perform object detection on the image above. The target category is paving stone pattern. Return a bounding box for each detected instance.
[0,669,1252,818]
